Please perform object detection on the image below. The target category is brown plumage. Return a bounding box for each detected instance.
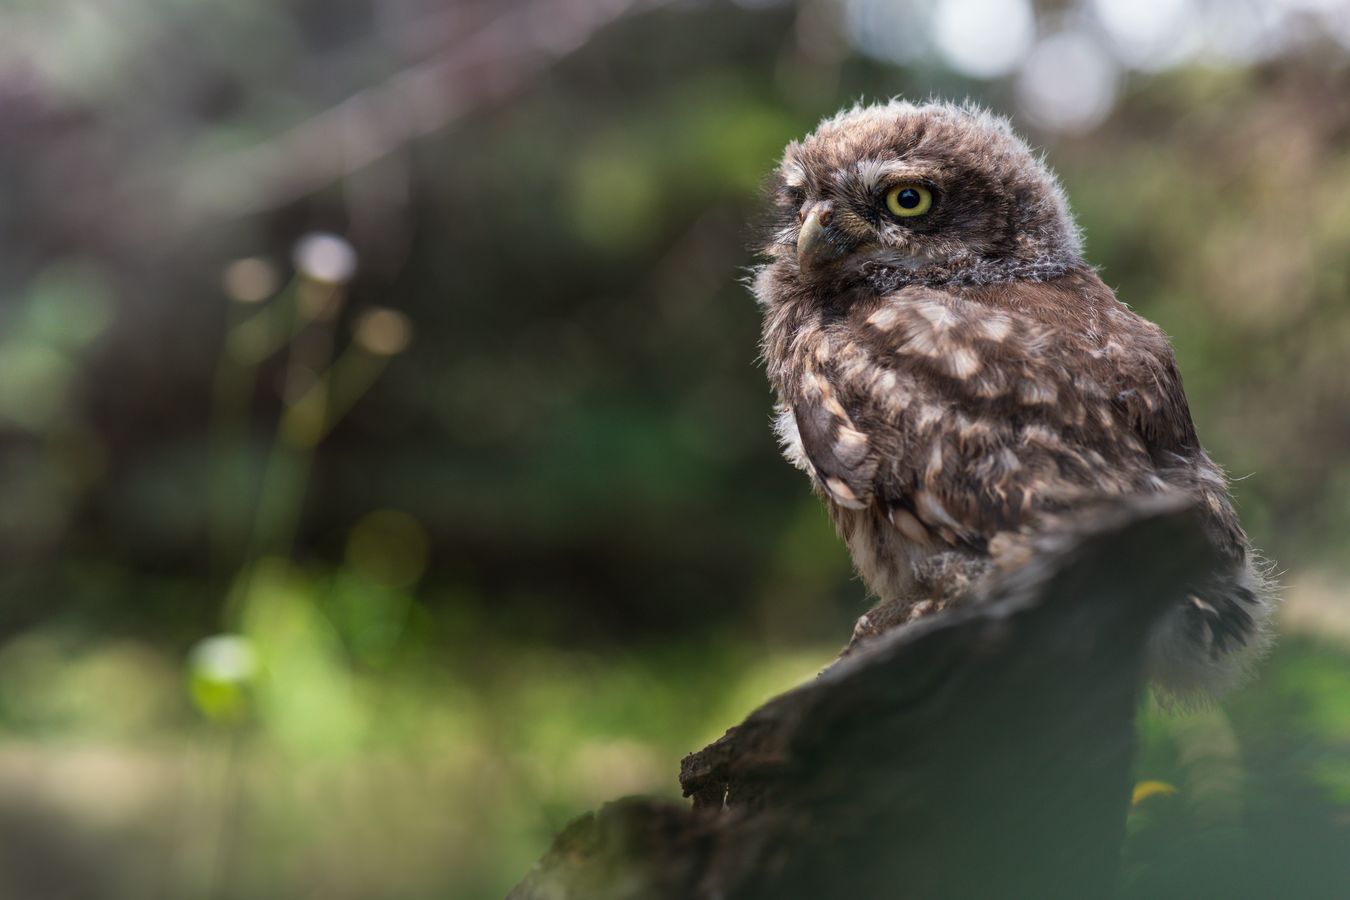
[754,100,1275,700]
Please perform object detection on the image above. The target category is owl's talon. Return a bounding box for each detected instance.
[850,614,872,641]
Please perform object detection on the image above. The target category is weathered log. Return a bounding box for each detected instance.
[510,499,1218,900]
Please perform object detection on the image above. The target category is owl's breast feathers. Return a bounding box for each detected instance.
[763,266,1248,565]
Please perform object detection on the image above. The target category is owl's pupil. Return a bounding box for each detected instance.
[897,188,920,209]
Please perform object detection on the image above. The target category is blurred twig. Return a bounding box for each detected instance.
[174,0,657,221]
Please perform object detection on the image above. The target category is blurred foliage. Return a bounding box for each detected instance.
[0,0,1349,897]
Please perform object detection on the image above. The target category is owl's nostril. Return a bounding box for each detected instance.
[800,201,833,226]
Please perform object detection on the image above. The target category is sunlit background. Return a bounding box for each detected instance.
[2,0,1349,897]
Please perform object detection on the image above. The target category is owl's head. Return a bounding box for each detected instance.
[764,100,1082,292]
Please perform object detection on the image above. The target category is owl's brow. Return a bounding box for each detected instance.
[782,163,807,189]
[851,158,929,195]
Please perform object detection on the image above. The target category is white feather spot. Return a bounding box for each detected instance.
[773,406,809,471]
[973,374,1005,398]
[1017,381,1058,405]
[889,507,931,545]
[854,158,891,193]
[825,477,867,510]
[835,426,870,466]
[926,443,944,478]
[1022,424,1066,449]
[915,300,960,332]
[915,404,945,429]
[946,346,982,379]
[1077,378,1108,399]
[822,391,849,420]
[979,315,1013,342]
[916,490,963,533]
[959,417,992,442]
[868,306,902,330]
[902,329,942,358]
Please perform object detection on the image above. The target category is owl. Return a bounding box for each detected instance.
[754,101,1275,700]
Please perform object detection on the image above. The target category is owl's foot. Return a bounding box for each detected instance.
[843,596,937,657]
[843,551,994,657]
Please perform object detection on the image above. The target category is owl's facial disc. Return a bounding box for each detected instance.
[768,101,1087,291]
[779,149,948,281]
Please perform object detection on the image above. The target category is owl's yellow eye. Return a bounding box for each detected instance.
[885,183,933,218]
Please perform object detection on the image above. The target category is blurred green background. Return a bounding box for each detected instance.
[1,0,1349,897]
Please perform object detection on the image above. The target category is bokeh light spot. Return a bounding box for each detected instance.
[0,344,72,431]
[354,307,413,357]
[1016,30,1120,134]
[932,0,1036,79]
[25,259,115,349]
[222,257,281,303]
[189,633,258,684]
[187,633,258,723]
[1090,0,1203,71]
[293,232,358,285]
[843,0,930,64]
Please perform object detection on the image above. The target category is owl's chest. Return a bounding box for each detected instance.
[772,404,813,473]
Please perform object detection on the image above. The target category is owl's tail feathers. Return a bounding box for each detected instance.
[1011,495,1279,705]
[1145,553,1280,707]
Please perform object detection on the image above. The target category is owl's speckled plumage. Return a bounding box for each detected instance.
[754,100,1275,700]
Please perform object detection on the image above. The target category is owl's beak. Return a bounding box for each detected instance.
[797,202,847,275]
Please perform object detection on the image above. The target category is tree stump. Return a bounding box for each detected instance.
[510,499,1218,900]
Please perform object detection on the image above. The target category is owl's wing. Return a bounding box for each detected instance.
[788,272,1200,552]
[1104,333,1199,460]
[789,364,879,512]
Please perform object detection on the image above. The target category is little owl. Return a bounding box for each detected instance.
[754,100,1275,699]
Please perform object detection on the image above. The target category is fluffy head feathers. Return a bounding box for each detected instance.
[767,100,1083,289]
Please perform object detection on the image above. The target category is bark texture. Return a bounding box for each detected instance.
[510,498,1218,900]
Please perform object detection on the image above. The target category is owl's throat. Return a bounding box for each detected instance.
[858,252,1081,291]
